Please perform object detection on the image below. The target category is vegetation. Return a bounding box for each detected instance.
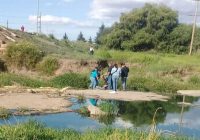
[99,101,119,115]
[77,32,86,42]
[5,41,44,70]
[37,56,59,75]
[0,73,48,88]
[0,107,11,119]
[0,121,191,140]
[0,72,90,89]
[97,4,200,54]
[50,73,89,88]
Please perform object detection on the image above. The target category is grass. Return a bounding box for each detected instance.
[93,50,200,94]
[0,107,11,119]
[2,31,200,94]
[0,121,192,140]
[0,72,90,89]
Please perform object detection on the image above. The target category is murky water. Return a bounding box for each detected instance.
[0,96,200,138]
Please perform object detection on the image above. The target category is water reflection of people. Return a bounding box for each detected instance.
[89,98,98,106]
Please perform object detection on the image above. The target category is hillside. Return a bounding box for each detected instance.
[0,26,94,60]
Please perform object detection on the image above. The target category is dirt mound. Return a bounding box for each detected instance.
[0,26,20,54]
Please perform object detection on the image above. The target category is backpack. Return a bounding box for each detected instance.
[121,66,129,77]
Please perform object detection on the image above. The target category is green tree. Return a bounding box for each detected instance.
[63,32,68,41]
[101,4,189,53]
[48,34,55,40]
[77,32,86,42]
[95,24,105,44]
[88,36,93,44]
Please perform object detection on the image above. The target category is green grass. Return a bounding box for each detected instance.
[0,121,192,140]
[0,72,90,89]
[0,73,48,88]
[93,50,200,94]
[37,56,59,75]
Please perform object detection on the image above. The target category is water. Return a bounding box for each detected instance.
[0,96,200,138]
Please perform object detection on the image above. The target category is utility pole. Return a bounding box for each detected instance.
[189,0,200,56]
[36,0,41,35]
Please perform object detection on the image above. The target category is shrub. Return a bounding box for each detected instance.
[0,107,11,119]
[50,73,89,88]
[5,41,44,69]
[37,57,59,75]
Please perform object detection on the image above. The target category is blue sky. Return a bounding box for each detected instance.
[0,0,197,40]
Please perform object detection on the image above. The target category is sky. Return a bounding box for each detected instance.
[0,0,198,40]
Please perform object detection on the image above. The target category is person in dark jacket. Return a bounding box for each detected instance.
[121,63,129,91]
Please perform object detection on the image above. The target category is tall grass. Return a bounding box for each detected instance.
[0,73,48,88]
[37,56,59,75]
[0,121,190,140]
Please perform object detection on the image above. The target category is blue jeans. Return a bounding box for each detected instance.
[89,77,96,89]
[121,77,127,90]
[107,75,112,90]
[112,76,119,91]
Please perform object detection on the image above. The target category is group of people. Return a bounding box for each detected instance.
[89,63,129,94]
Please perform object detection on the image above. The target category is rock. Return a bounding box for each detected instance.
[87,105,106,115]
[60,87,71,93]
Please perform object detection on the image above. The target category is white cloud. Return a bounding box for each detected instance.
[28,15,97,28]
[89,0,195,23]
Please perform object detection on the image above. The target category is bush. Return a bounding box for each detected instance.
[37,57,59,75]
[50,73,89,88]
[5,41,44,69]
[0,107,11,119]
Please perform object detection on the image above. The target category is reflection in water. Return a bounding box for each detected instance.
[0,96,199,138]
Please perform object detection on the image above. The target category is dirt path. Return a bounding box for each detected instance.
[62,89,169,102]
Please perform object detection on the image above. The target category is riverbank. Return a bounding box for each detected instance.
[0,86,169,115]
[0,87,72,115]
[0,121,190,140]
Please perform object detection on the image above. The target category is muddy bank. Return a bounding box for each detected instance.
[0,86,169,116]
[0,92,72,115]
[62,89,169,102]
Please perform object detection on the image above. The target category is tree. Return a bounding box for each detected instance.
[49,34,55,40]
[95,24,105,44]
[63,32,68,41]
[89,36,93,44]
[101,4,183,53]
[77,32,86,42]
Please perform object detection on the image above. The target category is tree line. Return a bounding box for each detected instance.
[95,4,200,54]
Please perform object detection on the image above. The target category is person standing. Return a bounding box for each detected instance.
[107,63,113,90]
[89,67,98,89]
[110,64,121,94]
[121,63,129,91]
